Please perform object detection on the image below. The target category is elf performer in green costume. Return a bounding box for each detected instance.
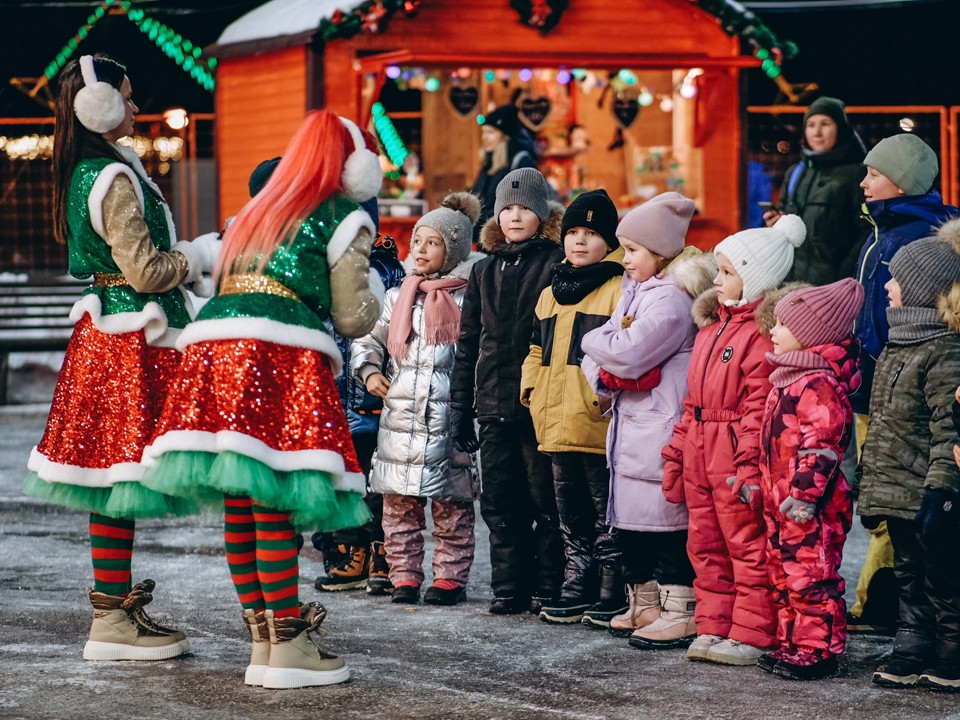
[141,109,384,689]
[25,54,219,662]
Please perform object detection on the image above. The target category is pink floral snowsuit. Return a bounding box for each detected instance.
[759,337,860,658]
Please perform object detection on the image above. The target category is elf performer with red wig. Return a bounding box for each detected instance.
[142,110,385,689]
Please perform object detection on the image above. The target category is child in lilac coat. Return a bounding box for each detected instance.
[581,193,716,647]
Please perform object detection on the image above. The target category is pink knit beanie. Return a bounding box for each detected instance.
[615,192,694,259]
[775,278,865,348]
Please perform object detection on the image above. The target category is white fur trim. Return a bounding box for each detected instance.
[339,117,382,202]
[368,269,385,314]
[70,294,180,348]
[142,430,366,495]
[327,208,375,267]
[88,164,144,238]
[74,57,125,134]
[176,316,343,376]
[29,446,144,487]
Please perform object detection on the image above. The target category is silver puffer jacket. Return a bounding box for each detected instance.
[351,254,482,501]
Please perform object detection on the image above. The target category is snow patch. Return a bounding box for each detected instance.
[216,0,361,46]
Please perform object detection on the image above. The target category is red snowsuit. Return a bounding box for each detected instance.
[759,338,859,658]
[662,291,777,648]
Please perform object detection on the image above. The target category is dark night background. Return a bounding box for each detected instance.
[0,0,955,119]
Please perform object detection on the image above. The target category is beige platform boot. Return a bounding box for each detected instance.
[608,581,660,638]
[83,579,189,661]
[261,602,350,689]
[626,584,697,650]
[242,609,270,685]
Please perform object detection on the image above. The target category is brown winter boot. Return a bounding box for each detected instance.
[83,579,189,661]
[608,581,660,638]
[242,608,270,686]
[627,584,697,650]
[262,602,350,688]
[315,544,368,591]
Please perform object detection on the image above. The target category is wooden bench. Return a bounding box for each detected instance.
[0,276,89,404]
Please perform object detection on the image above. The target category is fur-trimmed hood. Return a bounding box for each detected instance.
[478,201,565,253]
[691,282,809,332]
[755,282,813,336]
[667,249,717,301]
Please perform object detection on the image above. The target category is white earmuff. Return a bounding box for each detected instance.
[73,55,126,134]
[339,116,383,202]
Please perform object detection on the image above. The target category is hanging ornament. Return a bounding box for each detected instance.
[510,0,569,34]
[518,96,551,131]
[448,85,479,117]
[612,96,639,129]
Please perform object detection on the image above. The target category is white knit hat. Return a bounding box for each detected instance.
[713,214,806,305]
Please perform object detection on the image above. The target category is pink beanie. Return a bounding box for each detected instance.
[615,192,694,259]
[775,278,865,348]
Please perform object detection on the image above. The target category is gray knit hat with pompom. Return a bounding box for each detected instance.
[411,191,481,275]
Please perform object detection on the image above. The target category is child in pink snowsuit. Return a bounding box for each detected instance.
[757,278,864,681]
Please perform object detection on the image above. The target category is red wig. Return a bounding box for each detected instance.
[216,109,353,278]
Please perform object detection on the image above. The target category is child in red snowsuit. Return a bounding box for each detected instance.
[757,278,865,680]
[662,215,806,666]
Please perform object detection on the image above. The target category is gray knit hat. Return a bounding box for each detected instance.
[411,191,481,275]
[615,192,694,259]
[713,214,807,305]
[494,167,551,222]
[889,231,960,308]
[864,134,939,197]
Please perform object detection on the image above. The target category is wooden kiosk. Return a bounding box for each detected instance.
[210,0,787,251]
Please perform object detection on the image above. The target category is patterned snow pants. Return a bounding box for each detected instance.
[382,495,476,587]
[763,488,852,657]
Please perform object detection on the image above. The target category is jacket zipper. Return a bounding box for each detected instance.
[853,205,879,337]
[887,360,905,404]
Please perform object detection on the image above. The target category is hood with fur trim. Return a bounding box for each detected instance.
[692,282,809,332]
[755,282,813,337]
[478,201,565,253]
[667,249,717,301]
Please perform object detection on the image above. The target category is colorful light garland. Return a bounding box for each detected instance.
[372,102,409,168]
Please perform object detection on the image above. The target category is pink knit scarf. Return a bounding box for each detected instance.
[387,275,467,359]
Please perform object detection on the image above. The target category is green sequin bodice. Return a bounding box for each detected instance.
[66,157,190,328]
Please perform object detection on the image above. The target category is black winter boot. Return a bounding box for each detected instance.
[315,544,368,591]
[582,564,628,628]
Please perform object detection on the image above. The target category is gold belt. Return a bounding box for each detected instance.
[92,273,129,287]
[220,273,300,302]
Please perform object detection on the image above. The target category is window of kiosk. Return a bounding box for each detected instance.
[369,66,704,217]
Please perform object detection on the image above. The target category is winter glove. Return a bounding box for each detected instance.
[860,514,884,531]
[599,367,662,393]
[779,496,816,523]
[915,487,959,546]
[449,403,480,455]
[726,475,762,511]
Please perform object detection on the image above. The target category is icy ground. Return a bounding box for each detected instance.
[0,369,957,720]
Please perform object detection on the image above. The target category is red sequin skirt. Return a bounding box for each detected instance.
[34,313,179,478]
[149,337,361,475]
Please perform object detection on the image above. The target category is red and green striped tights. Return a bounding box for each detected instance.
[224,496,300,619]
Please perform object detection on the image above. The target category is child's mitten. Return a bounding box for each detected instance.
[779,496,816,523]
[599,367,661,392]
[726,475,761,511]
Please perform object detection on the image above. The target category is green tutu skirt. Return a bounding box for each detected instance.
[24,472,199,519]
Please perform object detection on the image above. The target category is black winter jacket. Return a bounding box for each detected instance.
[780,132,867,284]
[451,203,565,423]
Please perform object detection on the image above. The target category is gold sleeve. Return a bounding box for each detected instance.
[101,174,190,293]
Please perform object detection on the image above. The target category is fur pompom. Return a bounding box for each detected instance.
[935,217,960,255]
[440,191,482,225]
[773,214,807,249]
[937,283,960,333]
[341,148,382,202]
[73,82,125,134]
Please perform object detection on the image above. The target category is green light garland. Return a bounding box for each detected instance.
[40,0,216,91]
[372,102,409,168]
